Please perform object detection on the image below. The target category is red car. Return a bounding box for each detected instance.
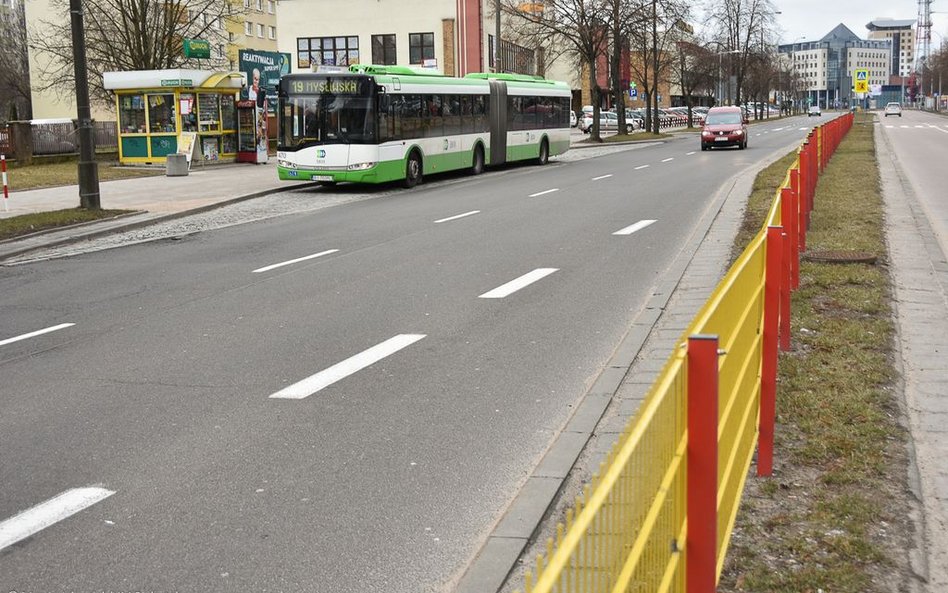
[700,106,748,151]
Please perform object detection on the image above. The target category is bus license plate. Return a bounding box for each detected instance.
[314,175,334,181]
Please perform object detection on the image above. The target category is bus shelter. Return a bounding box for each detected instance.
[103,69,244,165]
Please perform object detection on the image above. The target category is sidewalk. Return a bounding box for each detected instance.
[0,161,306,261]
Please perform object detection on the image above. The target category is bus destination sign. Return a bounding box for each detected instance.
[289,79,362,95]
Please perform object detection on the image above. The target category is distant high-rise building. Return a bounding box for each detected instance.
[865,18,916,81]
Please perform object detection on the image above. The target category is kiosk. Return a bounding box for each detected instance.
[103,69,244,165]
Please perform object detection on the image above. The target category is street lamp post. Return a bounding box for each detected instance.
[716,49,741,106]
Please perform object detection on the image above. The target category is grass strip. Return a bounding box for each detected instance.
[0,208,134,242]
[719,114,914,592]
[5,160,161,192]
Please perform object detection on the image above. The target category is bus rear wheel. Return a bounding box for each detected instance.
[536,139,549,165]
[471,145,485,175]
[404,151,423,188]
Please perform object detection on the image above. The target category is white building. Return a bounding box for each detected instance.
[274,0,573,84]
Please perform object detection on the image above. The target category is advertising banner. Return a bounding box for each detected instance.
[238,49,291,113]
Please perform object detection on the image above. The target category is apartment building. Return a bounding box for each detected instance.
[0,0,31,120]
[229,0,280,67]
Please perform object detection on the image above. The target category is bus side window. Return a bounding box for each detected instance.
[460,95,472,135]
[473,95,487,134]
[443,94,461,135]
[378,95,391,142]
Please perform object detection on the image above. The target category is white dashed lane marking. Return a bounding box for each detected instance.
[661,158,674,163]
[613,219,657,236]
[269,334,426,399]
[529,188,559,198]
[252,249,339,273]
[634,165,649,170]
[0,487,115,551]
[686,151,697,155]
[434,210,480,224]
[0,323,75,347]
[479,268,559,299]
[592,174,613,181]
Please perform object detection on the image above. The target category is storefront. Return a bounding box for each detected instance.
[103,69,245,165]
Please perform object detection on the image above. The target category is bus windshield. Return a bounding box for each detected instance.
[280,85,376,149]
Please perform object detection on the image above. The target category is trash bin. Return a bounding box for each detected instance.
[166,153,188,177]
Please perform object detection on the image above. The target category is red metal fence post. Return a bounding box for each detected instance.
[780,230,792,352]
[759,227,783,477]
[782,186,799,288]
[687,335,719,593]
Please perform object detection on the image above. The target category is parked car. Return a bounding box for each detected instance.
[700,105,748,151]
[808,105,822,117]
[580,111,637,134]
[570,110,578,127]
[884,102,903,117]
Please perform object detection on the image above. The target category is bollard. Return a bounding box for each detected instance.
[1,154,8,212]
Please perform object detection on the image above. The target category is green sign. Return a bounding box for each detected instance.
[183,38,211,59]
[161,79,194,87]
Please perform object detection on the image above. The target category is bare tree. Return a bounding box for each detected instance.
[0,0,32,121]
[625,0,689,133]
[671,39,716,126]
[31,0,239,107]
[504,0,610,140]
[705,0,777,106]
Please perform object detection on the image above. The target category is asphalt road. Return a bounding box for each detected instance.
[1,115,821,592]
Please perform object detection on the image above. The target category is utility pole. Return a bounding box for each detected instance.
[70,0,100,209]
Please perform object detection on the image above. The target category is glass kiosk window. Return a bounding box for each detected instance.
[148,94,176,133]
[119,94,146,134]
[198,93,221,132]
[180,93,197,132]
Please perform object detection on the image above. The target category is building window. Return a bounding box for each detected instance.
[268,25,276,40]
[245,21,252,36]
[268,0,274,13]
[244,0,249,7]
[256,0,262,10]
[372,34,397,65]
[257,23,264,37]
[297,36,360,69]
[409,32,435,65]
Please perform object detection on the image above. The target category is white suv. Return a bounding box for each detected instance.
[884,102,903,117]
[808,105,822,117]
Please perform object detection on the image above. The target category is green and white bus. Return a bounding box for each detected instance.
[276,64,572,187]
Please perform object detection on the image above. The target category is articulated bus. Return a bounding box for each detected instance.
[276,64,572,187]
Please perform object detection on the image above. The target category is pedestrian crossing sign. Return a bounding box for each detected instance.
[854,69,869,93]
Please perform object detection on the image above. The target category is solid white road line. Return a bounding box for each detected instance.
[434,210,480,224]
[592,174,613,181]
[0,487,114,551]
[686,151,697,155]
[529,188,559,197]
[634,165,649,170]
[661,158,674,163]
[613,219,657,236]
[252,249,339,273]
[479,268,559,299]
[269,334,426,399]
[0,323,75,347]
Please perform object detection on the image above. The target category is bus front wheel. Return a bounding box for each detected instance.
[471,145,485,175]
[404,151,423,188]
[536,139,549,165]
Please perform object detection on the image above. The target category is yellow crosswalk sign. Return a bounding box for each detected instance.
[854,69,869,93]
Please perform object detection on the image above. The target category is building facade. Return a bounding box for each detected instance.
[778,24,891,109]
[866,18,915,81]
[228,0,280,68]
[0,0,31,120]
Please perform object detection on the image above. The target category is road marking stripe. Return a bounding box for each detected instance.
[886,125,894,128]
[434,210,480,224]
[901,125,910,128]
[661,158,674,162]
[479,268,558,299]
[634,165,649,170]
[252,249,339,273]
[931,126,948,134]
[269,334,426,399]
[798,127,808,130]
[0,487,114,551]
[686,151,696,155]
[613,219,657,236]
[529,188,559,197]
[915,125,925,128]
[0,323,75,347]
[592,174,613,180]
[773,127,785,131]
[755,133,762,136]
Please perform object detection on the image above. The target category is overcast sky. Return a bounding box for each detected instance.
[771,0,948,49]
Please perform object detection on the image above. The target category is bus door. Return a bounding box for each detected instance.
[488,80,507,166]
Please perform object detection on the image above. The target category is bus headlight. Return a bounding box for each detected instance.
[347,162,376,171]
[279,159,297,169]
